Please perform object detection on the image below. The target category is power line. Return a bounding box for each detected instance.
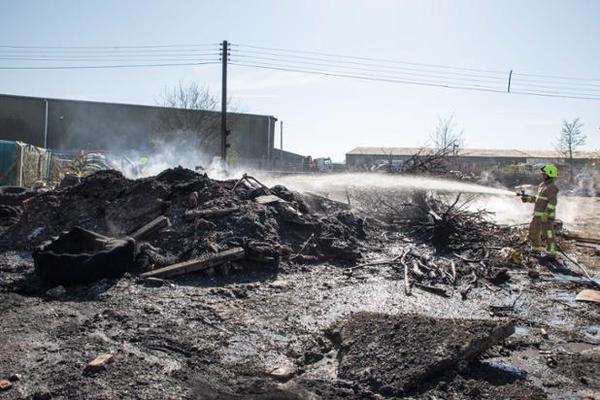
[231,49,506,80]
[229,62,506,93]
[231,43,600,100]
[0,43,218,50]
[1,40,599,101]
[509,76,600,90]
[229,62,600,101]
[0,56,219,62]
[511,90,600,101]
[230,52,505,82]
[510,85,600,99]
[0,61,219,70]
[510,81,600,96]
[228,58,504,88]
[233,43,506,75]
[513,71,600,83]
[0,49,221,57]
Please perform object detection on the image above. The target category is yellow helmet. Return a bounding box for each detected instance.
[541,164,558,178]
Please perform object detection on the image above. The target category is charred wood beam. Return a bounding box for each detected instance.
[130,216,171,241]
[140,247,245,278]
[184,207,240,221]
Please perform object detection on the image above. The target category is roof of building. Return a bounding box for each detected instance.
[346,146,598,159]
[0,92,276,120]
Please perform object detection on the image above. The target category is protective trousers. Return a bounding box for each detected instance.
[528,217,556,257]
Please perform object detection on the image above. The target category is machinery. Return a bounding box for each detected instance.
[314,157,333,173]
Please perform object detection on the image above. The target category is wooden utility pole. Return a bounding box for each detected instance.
[279,120,283,168]
[220,40,229,162]
[280,120,283,151]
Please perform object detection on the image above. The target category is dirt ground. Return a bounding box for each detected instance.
[1,245,599,399]
[1,171,599,399]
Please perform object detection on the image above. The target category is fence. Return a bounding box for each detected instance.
[0,140,54,187]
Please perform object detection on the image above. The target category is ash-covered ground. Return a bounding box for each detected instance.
[1,168,599,399]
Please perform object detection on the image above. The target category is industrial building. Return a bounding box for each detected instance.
[0,93,281,168]
[346,146,598,171]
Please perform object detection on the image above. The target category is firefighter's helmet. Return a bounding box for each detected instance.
[541,164,558,178]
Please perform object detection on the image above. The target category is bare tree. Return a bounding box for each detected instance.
[154,81,222,149]
[431,114,464,154]
[557,118,586,182]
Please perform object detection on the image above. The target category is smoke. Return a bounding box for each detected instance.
[569,167,600,197]
[103,142,598,232]
[108,137,215,179]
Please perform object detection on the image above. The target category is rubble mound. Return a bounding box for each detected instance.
[4,168,366,273]
[328,312,515,396]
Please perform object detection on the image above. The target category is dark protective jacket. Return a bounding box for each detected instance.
[526,179,558,221]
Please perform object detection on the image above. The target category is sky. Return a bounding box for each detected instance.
[0,0,599,161]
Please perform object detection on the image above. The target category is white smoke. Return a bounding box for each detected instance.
[108,138,214,179]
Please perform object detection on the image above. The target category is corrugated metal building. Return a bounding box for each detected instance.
[346,146,598,170]
[0,93,278,168]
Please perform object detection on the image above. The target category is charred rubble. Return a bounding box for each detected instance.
[1,168,366,284]
[1,167,598,400]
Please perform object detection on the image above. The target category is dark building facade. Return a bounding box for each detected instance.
[0,93,277,167]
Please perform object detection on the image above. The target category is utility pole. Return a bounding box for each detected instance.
[43,99,49,148]
[280,120,283,151]
[220,40,229,163]
[279,120,283,169]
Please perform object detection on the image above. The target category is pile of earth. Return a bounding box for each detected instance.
[296,311,546,398]
[1,168,367,275]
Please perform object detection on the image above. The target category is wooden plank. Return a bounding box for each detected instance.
[140,247,245,278]
[0,379,11,391]
[255,194,285,205]
[184,207,240,221]
[130,215,170,241]
[576,289,600,304]
[414,283,449,298]
[85,353,114,371]
[563,233,600,245]
[404,261,412,296]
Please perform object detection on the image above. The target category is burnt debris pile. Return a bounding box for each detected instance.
[2,168,366,283]
[352,187,521,295]
[352,189,499,251]
[396,191,496,251]
[327,312,515,397]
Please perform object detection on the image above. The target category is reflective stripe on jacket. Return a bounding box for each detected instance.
[533,179,558,220]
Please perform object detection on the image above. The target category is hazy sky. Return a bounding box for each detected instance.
[1,0,599,161]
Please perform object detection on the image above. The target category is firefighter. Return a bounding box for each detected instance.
[521,164,559,259]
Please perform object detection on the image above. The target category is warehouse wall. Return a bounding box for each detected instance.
[0,95,45,147]
[272,148,308,171]
[345,153,565,171]
[0,94,275,165]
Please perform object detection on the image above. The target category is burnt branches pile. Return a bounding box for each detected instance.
[402,192,494,251]
[352,188,495,251]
